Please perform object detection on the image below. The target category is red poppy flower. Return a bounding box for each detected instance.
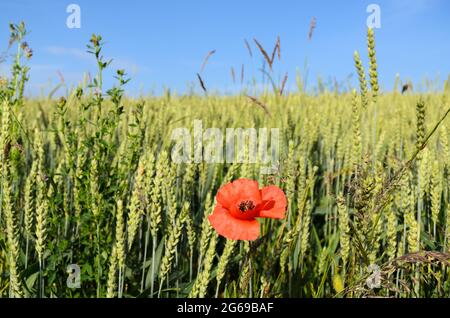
[208,178,287,241]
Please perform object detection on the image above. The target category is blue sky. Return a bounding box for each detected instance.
[0,0,449,96]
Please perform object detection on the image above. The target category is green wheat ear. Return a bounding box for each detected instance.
[150,153,164,238]
[353,51,368,108]
[127,158,146,251]
[158,203,188,295]
[106,246,118,298]
[115,199,125,270]
[336,195,350,266]
[1,102,23,297]
[367,28,379,104]
[35,128,48,297]
[23,159,38,269]
[215,239,237,297]
[351,89,362,166]
[430,160,442,231]
[416,99,426,159]
[385,199,397,261]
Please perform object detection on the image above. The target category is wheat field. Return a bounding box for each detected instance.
[1,22,450,298]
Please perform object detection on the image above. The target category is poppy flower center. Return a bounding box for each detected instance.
[238,200,255,213]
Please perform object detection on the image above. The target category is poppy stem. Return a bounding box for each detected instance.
[248,241,257,297]
[249,256,253,297]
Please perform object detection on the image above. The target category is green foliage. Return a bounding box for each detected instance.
[0,23,450,299]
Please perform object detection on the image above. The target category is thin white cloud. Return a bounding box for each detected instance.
[43,46,149,75]
[29,64,64,71]
[111,58,139,75]
[44,46,90,60]
[111,58,150,75]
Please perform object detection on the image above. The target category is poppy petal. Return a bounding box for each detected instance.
[208,204,260,241]
[231,178,262,205]
[216,182,236,209]
[258,185,287,219]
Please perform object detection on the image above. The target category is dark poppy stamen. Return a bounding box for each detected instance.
[238,200,255,213]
